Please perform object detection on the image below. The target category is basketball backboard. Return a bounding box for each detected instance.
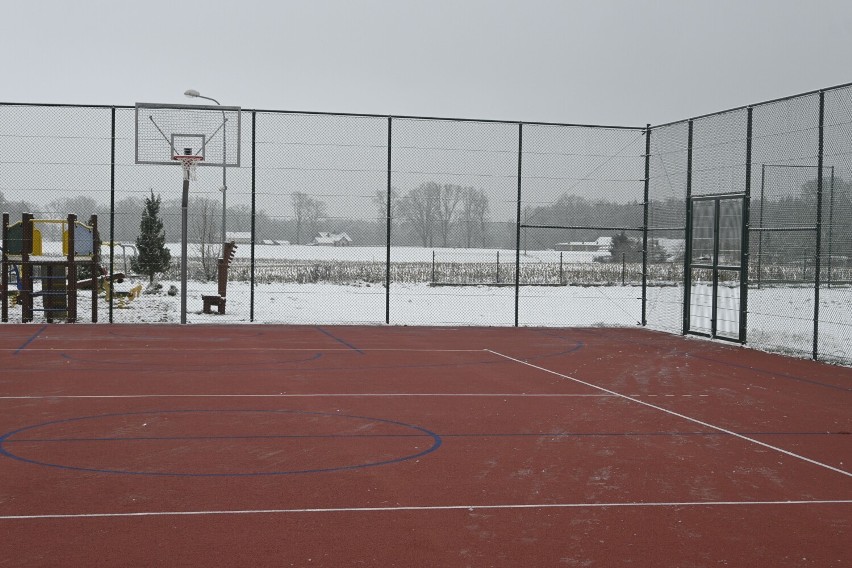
[135,102,241,167]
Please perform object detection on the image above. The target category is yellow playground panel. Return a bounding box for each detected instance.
[2,213,99,322]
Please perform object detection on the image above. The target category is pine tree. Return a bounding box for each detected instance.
[131,191,171,283]
[609,231,642,263]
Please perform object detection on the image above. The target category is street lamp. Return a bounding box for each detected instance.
[184,89,228,245]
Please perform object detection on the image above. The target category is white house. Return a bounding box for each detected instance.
[225,231,252,245]
[554,236,612,252]
[311,232,352,247]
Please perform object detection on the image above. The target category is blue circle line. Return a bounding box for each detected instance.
[0,409,442,477]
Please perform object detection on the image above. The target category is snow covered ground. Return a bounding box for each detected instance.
[5,243,850,365]
[8,278,841,364]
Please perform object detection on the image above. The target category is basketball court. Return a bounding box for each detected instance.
[1,324,849,566]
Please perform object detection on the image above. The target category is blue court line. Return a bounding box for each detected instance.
[0,409,442,477]
[315,327,364,354]
[14,325,48,355]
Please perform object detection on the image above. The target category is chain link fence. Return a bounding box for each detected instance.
[646,85,852,365]
[2,84,851,365]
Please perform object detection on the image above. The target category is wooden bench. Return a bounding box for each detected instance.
[202,294,226,314]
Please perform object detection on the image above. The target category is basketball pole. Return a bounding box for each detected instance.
[181,176,189,324]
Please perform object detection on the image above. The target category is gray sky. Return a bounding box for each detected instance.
[3,0,852,126]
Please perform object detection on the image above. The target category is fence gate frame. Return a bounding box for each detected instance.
[683,193,749,343]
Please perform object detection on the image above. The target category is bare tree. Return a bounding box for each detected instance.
[435,184,463,247]
[459,187,490,247]
[398,182,440,246]
[291,192,328,244]
[291,191,309,244]
[47,196,99,218]
[373,188,402,243]
[190,196,221,280]
[0,191,34,222]
[398,183,472,247]
[305,198,326,242]
[42,196,99,242]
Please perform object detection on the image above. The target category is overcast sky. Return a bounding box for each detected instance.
[2,0,852,126]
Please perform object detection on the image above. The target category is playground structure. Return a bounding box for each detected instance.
[202,241,237,314]
[2,213,102,323]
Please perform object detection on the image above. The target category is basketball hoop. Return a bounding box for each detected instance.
[173,154,204,181]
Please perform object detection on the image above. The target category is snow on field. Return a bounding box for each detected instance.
[9,277,845,363]
[88,280,643,327]
[167,243,604,264]
[6,243,850,364]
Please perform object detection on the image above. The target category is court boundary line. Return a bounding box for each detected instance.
[0,348,488,353]
[13,325,48,355]
[485,349,852,478]
[2,499,850,521]
[0,393,618,400]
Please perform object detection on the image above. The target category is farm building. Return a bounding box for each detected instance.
[312,232,352,247]
[554,236,612,252]
[225,232,252,245]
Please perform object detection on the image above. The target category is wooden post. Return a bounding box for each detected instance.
[90,214,99,323]
[67,214,77,323]
[1,213,8,322]
[218,241,237,297]
[21,213,33,323]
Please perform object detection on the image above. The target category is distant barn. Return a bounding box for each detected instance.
[312,232,352,247]
[554,236,612,252]
[225,231,252,245]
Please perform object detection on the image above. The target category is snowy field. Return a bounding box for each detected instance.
[168,243,605,264]
[7,279,846,364]
[5,243,850,365]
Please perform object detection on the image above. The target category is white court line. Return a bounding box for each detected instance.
[0,393,616,400]
[0,347,486,353]
[486,349,852,478]
[2,499,850,521]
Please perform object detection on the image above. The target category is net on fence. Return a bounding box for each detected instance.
[2,85,851,365]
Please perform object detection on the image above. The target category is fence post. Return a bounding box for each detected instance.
[514,122,523,326]
[813,91,825,360]
[559,251,563,285]
[250,110,257,322]
[827,166,835,288]
[622,253,626,286]
[757,163,765,290]
[682,120,695,335]
[108,106,116,323]
[641,124,651,326]
[496,250,500,284]
[740,106,753,344]
[385,116,392,323]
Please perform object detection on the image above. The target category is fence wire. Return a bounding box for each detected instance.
[1,84,851,366]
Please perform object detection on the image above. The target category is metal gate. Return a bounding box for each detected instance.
[684,194,747,342]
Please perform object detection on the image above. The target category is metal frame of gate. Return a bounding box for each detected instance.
[683,193,749,343]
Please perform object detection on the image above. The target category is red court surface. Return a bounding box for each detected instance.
[0,324,849,567]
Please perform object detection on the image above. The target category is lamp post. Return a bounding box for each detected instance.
[184,89,227,245]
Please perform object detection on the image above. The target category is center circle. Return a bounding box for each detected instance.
[0,409,442,477]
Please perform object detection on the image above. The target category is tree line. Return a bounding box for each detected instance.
[3,174,850,263]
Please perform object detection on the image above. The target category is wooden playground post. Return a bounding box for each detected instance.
[1,212,8,323]
[66,213,77,323]
[90,215,99,323]
[21,212,33,323]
